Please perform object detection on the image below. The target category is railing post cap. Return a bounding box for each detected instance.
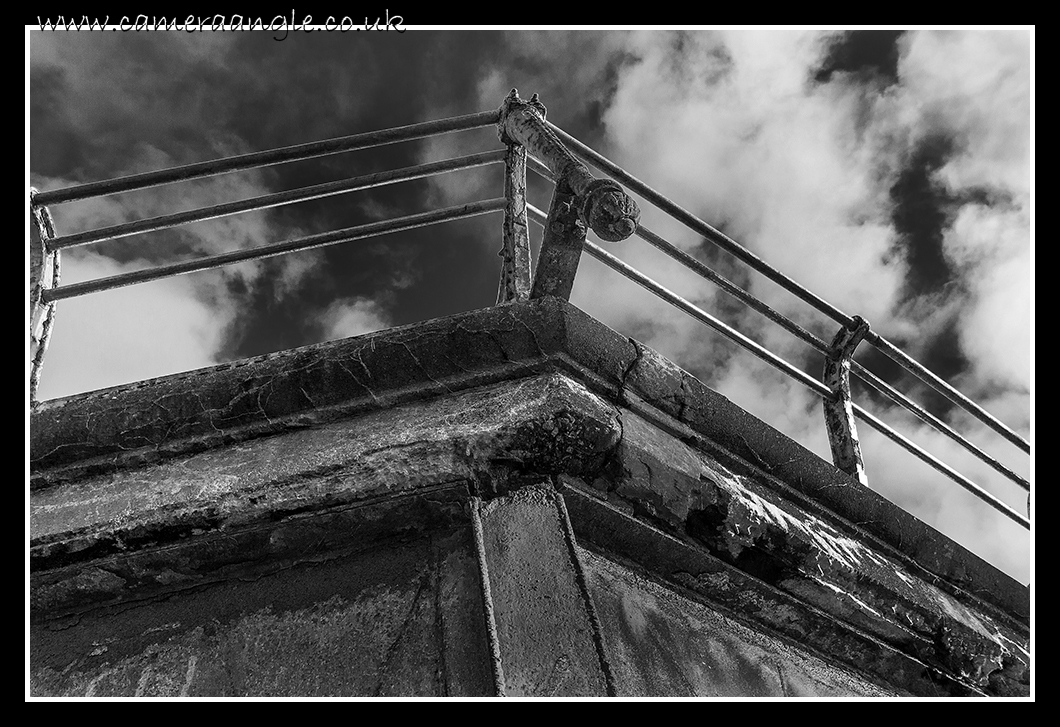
[497,89,547,145]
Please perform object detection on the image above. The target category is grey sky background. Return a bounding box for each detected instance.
[28,28,1032,582]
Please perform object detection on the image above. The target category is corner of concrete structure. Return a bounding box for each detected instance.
[30,297,1029,698]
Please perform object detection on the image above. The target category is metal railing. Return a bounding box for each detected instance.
[29,90,1030,535]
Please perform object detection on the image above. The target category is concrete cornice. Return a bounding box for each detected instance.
[31,297,1029,696]
[30,298,1027,619]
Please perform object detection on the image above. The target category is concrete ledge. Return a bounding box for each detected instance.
[573,407,1029,692]
[31,298,1026,624]
[32,374,620,578]
[30,300,588,478]
[31,298,1029,696]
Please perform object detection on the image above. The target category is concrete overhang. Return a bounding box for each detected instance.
[30,297,1030,697]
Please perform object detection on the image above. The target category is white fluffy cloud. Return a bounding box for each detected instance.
[320,298,391,341]
[34,251,236,400]
[568,29,1030,581]
[29,164,315,399]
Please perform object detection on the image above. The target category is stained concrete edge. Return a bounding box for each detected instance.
[29,296,1028,625]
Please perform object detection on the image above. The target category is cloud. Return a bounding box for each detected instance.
[29,159,318,399]
[597,30,903,329]
[857,416,1030,583]
[34,251,236,400]
[898,30,1030,197]
[320,298,391,340]
[947,206,1031,392]
[571,29,1030,580]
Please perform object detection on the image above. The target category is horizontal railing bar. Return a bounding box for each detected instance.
[525,205,830,398]
[867,333,1030,454]
[530,157,1029,487]
[528,208,1029,530]
[634,217,1031,489]
[544,128,1030,458]
[636,225,831,352]
[43,199,506,302]
[632,215,1030,490]
[526,156,829,355]
[850,362,1029,490]
[852,403,1029,529]
[546,123,857,328]
[32,110,501,206]
[48,151,507,252]
[528,154,830,355]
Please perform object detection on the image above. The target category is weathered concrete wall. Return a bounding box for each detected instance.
[33,520,493,697]
[580,547,895,697]
[30,297,1030,698]
[561,405,1030,695]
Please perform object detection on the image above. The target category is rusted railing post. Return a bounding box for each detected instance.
[823,315,871,485]
[497,142,532,303]
[30,188,60,405]
[530,181,587,301]
[497,89,640,300]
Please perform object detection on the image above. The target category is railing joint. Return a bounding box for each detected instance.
[498,89,639,243]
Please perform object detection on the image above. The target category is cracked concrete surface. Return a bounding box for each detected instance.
[31,297,1029,697]
[573,407,1028,695]
[32,374,620,577]
[32,532,493,697]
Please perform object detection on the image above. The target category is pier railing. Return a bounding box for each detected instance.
[30,90,1030,535]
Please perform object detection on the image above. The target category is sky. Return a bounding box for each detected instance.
[27,27,1032,583]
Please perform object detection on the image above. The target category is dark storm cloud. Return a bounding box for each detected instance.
[30,30,659,367]
[584,49,641,132]
[31,31,527,361]
[876,133,976,415]
[889,132,961,299]
[485,31,638,143]
[202,32,506,358]
[216,31,677,360]
[812,30,906,86]
[29,65,92,178]
[224,30,666,359]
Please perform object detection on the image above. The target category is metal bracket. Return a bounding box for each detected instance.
[823,315,871,485]
[497,89,640,243]
[530,181,587,301]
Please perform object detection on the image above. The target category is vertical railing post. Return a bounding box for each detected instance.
[823,315,871,485]
[29,188,60,405]
[497,142,532,303]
